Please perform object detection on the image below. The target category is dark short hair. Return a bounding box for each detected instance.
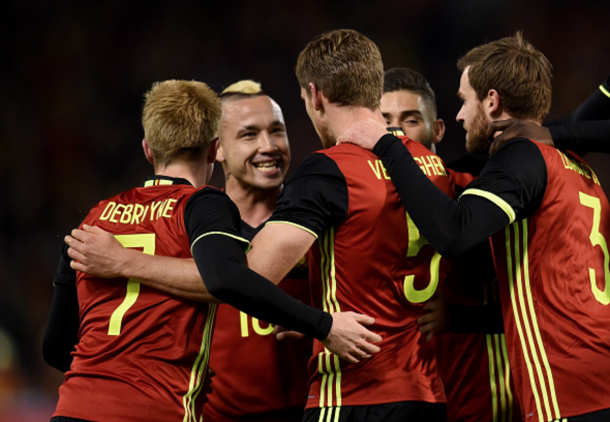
[384,67,437,115]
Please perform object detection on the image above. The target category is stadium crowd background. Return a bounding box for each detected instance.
[1,0,609,419]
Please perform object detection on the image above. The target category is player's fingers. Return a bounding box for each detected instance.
[352,312,375,326]
[489,135,508,155]
[419,322,432,334]
[423,300,436,311]
[486,119,513,138]
[358,341,380,355]
[276,330,305,341]
[67,246,86,263]
[70,260,86,272]
[362,329,382,344]
[418,313,434,325]
[70,228,90,242]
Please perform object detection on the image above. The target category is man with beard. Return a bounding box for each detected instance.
[339,33,610,422]
[381,67,522,422]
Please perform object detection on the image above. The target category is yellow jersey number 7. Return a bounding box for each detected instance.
[107,233,156,336]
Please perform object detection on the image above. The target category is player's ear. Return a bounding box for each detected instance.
[432,119,445,145]
[208,137,220,164]
[309,83,324,111]
[142,139,155,165]
[487,89,502,117]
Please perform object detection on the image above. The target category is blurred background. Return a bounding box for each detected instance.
[1,0,609,419]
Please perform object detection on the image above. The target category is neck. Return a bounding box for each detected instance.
[155,160,210,188]
[224,178,279,227]
[324,104,386,146]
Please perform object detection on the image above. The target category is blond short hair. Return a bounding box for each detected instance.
[220,80,263,98]
[142,80,221,166]
[457,32,552,122]
[295,29,383,110]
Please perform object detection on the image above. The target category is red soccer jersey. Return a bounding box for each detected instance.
[203,256,312,421]
[54,178,236,422]
[433,168,523,422]
[467,144,610,421]
[432,276,522,422]
[270,136,454,410]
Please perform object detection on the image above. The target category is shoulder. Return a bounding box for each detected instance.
[185,186,238,216]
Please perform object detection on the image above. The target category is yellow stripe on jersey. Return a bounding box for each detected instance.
[506,223,544,421]
[265,220,319,239]
[521,221,561,420]
[507,221,562,422]
[600,84,610,99]
[486,334,499,422]
[317,229,342,410]
[460,188,516,224]
[190,231,251,255]
[501,335,515,422]
[182,303,217,422]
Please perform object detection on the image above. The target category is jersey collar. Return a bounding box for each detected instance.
[386,127,406,137]
[141,175,193,187]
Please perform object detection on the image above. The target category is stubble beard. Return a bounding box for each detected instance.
[465,108,492,154]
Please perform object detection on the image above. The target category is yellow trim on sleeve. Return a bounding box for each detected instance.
[600,84,610,99]
[190,232,251,255]
[460,188,516,224]
[264,220,319,240]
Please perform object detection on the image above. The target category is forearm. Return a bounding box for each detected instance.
[373,135,508,256]
[43,283,79,372]
[549,120,610,155]
[194,235,332,341]
[116,249,220,303]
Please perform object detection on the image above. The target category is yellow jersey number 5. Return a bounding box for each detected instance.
[403,212,441,303]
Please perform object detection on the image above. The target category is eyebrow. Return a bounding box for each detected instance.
[238,121,286,131]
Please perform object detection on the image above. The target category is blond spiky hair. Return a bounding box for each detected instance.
[220,80,263,98]
[142,79,221,166]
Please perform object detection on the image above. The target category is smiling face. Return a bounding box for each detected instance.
[456,68,491,154]
[217,95,291,191]
[380,90,436,151]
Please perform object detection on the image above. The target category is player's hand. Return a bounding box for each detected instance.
[337,119,388,150]
[487,119,553,155]
[322,312,382,363]
[273,325,306,341]
[418,291,450,341]
[65,224,128,277]
[201,367,215,404]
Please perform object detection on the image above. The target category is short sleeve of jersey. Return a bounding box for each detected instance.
[267,152,349,237]
[184,186,250,253]
[461,139,547,221]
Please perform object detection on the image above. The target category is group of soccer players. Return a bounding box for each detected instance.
[44,28,610,422]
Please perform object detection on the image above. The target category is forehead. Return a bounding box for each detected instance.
[221,96,284,126]
[380,90,426,113]
[458,68,475,97]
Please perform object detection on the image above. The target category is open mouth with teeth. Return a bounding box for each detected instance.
[254,160,280,173]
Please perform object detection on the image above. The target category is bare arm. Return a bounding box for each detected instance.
[66,225,219,303]
[247,223,384,359]
[247,223,316,284]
